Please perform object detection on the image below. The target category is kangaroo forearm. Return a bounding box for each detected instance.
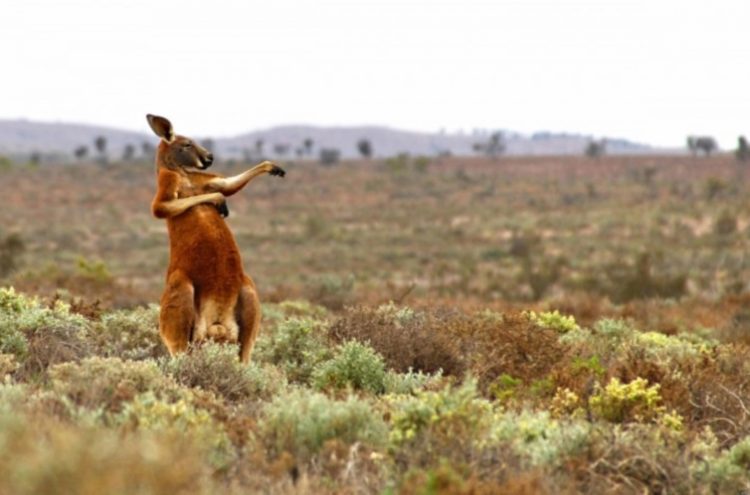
[209,161,281,196]
[152,193,219,219]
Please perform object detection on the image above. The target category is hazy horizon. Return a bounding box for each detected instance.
[4,0,749,148]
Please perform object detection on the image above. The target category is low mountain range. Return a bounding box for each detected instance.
[0,119,659,161]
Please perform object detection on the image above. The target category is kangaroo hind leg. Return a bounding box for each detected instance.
[237,278,261,364]
[159,271,195,356]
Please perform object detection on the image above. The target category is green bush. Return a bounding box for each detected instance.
[383,369,443,395]
[486,410,591,467]
[254,317,331,383]
[0,288,92,376]
[589,377,682,429]
[526,310,579,333]
[260,388,387,460]
[312,340,387,394]
[387,379,492,446]
[49,357,178,415]
[95,305,165,360]
[162,342,285,402]
[117,392,234,468]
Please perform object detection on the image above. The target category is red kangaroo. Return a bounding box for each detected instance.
[146,114,285,363]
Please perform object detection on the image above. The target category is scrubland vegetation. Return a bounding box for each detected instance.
[2,154,750,493]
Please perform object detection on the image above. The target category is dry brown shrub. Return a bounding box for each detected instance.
[19,324,94,381]
[328,306,465,376]
[329,308,566,393]
[455,312,565,391]
[685,345,750,446]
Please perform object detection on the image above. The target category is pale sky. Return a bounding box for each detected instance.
[3,0,749,147]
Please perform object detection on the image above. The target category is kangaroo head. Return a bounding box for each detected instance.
[146,114,214,171]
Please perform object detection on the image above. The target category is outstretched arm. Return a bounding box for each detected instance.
[208,161,285,197]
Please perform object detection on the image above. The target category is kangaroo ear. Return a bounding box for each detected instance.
[146,114,174,142]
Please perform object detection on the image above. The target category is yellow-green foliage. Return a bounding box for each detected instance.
[260,388,387,460]
[486,410,591,467]
[387,379,492,446]
[49,357,178,414]
[117,392,234,468]
[95,305,165,360]
[0,353,18,377]
[589,377,683,428]
[312,340,387,394]
[527,310,579,333]
[633,331,715,363]
[0,287,91,365]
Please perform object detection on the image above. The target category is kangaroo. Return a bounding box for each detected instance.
[146,114,285,363]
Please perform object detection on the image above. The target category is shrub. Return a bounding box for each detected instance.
[254,317,330,384]
[0,412,212,495]
[588,377,682,427]
[387,379,492,447]
[696,435,750,492]
[49,357,178,415]
[0,288,93,377]
[486,410,591,467]
[162,342,285,402]
[328,305,463,376]
[305,274,355,310]
[117,392,234,468]
[312,340,387,394]
[95,305,165,360]
[383,368,443,395]
[260,388,387,460]
[0,353,18,378]
[527,310,579,333]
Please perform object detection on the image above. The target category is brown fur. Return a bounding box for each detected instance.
[146,114,285,362]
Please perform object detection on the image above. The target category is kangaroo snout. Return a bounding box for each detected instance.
[202,153,214,168]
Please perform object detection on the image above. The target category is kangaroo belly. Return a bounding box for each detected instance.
[167,207,245,289]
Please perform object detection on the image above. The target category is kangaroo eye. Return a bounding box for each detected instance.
[183,144,192,150]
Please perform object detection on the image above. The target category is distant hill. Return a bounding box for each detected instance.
[0,119,657,161]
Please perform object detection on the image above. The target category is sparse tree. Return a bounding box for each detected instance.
[473,131,506,159]
[687,136,718,157]
[319,148,341,166]
[94,135,108,165]
[303,138,314,156]
[585,139,606,159]
[141,141,155,158]
[273,143,290,157]
[28,152,41,167]
[357,138,373,159]
[122,143,136,161]
[736,136,750,162]
[255,139,265,158]
[74,145,89,160]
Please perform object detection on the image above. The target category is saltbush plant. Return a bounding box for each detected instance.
[117,392,234,468]
[162,342,285,402]
[387,379,492,447]
[260,388,387,460]
[49,357,178,414]
[254,317,331,384]
[0,287,93,376]
[526,310,579,333]
[95,305,165,360]
[589,377,683,428]
[312,340,387,394]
